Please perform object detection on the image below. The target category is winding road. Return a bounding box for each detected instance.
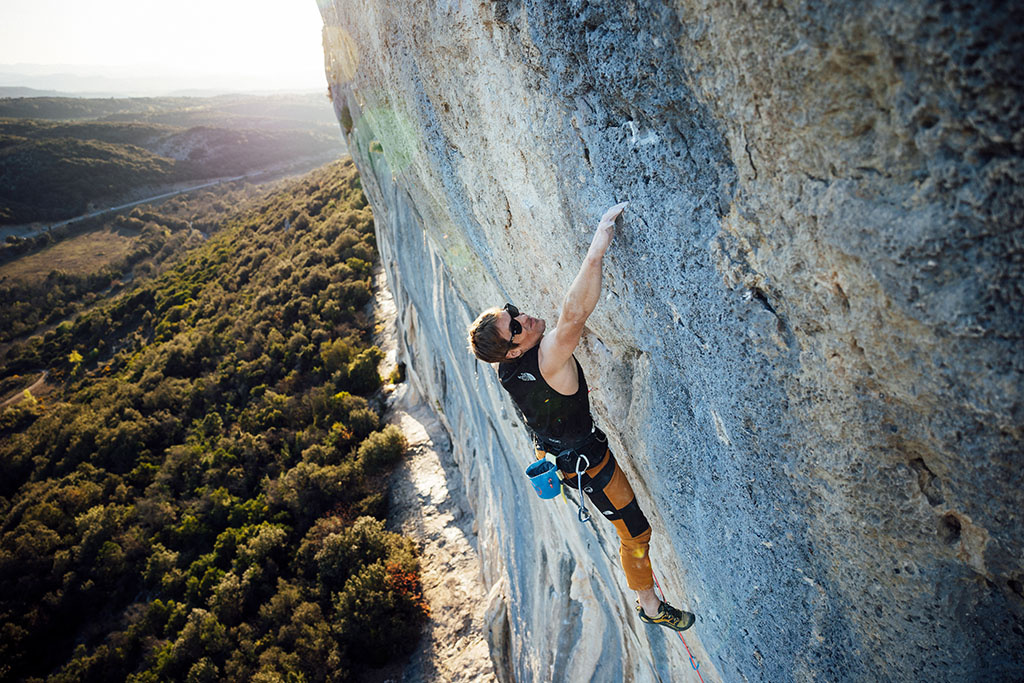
[5,176,247,241]
[2,149,344,242]
[0,370,48,409]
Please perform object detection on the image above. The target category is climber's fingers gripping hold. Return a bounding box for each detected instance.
[590,202,628,256]
[600,202,629,229]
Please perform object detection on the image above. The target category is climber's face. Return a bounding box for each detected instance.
[501,304,544,359]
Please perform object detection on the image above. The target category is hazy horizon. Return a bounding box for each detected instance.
[0,0,327,97]
[0,63,326,98]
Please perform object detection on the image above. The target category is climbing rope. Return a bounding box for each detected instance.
[652,570,705,682]
[548,446,703,679]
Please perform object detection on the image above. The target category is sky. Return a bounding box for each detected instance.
[0,0,328,94]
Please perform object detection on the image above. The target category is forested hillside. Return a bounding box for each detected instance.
[0,94,345,226]
[0,180,266,344]
[0,159,426,682]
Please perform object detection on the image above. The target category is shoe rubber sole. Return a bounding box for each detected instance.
[636,601,695,631]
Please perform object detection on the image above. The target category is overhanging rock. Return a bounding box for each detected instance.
[318,1,1024,680]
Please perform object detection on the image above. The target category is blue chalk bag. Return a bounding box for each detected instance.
[525,459,562,499]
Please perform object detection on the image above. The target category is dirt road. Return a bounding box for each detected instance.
[0,370,48,409]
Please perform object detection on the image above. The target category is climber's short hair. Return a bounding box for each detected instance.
[468,307,513,363]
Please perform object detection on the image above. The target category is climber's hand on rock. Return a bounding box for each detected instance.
[590,202,628,256]
[599,202,628,229]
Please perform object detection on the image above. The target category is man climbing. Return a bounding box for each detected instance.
[467,202,695,632]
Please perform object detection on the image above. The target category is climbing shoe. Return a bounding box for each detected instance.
[636,600,695,631]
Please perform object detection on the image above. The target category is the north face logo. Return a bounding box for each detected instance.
[518,372,536,382]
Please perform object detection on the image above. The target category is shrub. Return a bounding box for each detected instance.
[345,346,384,394]
[332,558,425,666]
[271,462,359,527]
[356,425,406,473]
[326,391,368,425]
[319,337,356,373]
[346,406,378,441]
[313,516,390,593]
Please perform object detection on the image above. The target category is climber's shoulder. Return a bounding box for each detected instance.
[537,329,581,395]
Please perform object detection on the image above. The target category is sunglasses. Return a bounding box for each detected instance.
[503,303,521,347]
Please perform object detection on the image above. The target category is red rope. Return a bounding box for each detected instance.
[652,571,705,683]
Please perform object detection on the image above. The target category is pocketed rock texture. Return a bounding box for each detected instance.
[318,1,1023,681]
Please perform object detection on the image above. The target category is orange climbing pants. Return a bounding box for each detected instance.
[558,448,654,591]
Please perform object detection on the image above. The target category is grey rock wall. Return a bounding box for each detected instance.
[317,1,1023,680]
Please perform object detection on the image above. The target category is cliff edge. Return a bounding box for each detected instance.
[318,1,1023,680]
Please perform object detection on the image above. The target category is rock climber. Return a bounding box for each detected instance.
[467,202,695,632]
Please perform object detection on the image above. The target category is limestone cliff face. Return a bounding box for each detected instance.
[317,1,1023,680]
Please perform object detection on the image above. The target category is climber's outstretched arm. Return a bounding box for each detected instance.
[539,202,627,377]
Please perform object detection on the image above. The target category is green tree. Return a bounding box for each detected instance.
[345,347,384,394]
[356,425,407,473]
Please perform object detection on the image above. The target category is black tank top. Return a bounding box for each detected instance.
[498,345,594,448]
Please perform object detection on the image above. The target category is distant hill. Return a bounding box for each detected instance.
[0,93,339,127]
[0,94,346,225]
[0,86,68,98]
[0,65,326,97]
[0,135,179,224]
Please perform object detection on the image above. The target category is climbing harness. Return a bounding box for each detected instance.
[652,570,705,682]
[534,424,603,523]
